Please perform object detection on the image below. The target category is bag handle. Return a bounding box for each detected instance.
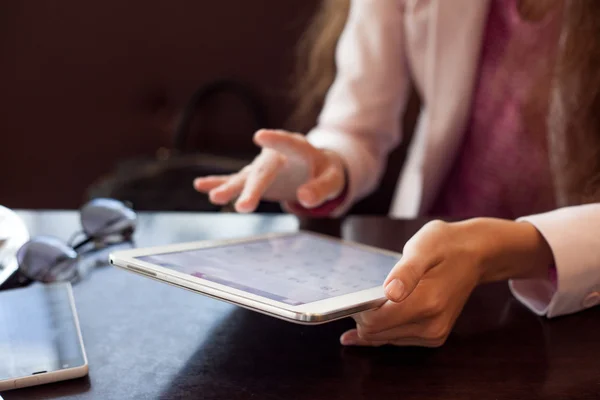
[172,80,269,153]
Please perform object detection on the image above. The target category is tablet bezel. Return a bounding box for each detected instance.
[109,231,402,324]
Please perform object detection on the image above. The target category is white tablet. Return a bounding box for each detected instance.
[109,231,402,324]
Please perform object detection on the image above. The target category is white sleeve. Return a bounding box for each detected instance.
[306,0,410,215]
[511,203,600,317]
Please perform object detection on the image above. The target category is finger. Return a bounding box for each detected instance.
[208,173,247,205]
[387,337,444,348]
[355,321,428,343]
[341,329,440,348]
[340,329,386,347]
[351,297,423,334]
[254,130,317,165]
[383,223,446,303]
[193,176,229,193]
[235,151,284,213]
[296,165,344,208]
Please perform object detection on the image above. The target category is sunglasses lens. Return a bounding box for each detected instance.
[81,198,136,238]
[17,237,78,282]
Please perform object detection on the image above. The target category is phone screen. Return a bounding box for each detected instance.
[135,232,399,306]
[0,283,86,380]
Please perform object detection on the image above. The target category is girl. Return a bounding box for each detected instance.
[194,0,600,347]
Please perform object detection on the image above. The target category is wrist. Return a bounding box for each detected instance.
[464,218,554,284]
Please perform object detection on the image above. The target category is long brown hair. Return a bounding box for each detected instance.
[550,0,600,204]
[288,0,349,132]
[291,0,600,206]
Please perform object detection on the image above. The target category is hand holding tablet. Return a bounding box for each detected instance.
[110,231,401,324]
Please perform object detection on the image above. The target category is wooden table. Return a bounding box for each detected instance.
[3,211,599,400]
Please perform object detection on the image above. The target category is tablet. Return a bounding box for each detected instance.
[0,283,88,391]
[109,231,402,324]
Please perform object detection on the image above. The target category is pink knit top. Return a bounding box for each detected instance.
[428,0,561,219]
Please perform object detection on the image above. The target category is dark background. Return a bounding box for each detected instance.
[0,1,419,214]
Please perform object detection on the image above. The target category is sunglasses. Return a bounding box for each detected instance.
[15,198,136,285]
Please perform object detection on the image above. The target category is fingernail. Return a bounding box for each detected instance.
[254,129,270,143]
[235,200,250,213]
[210,192,228,205]
[209,192,219,202]
[340,331,358,346]
[298,188,315,207]
[385,279,404,302]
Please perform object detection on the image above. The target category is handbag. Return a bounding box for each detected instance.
[87,80,282,213]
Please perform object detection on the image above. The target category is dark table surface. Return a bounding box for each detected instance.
[2,211,599,400]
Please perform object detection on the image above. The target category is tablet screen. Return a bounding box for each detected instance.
[0,283,86,380]
[135,233,399,306]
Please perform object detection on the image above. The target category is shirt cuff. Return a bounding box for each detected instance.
[508,263,557,317]
[510,206,600,318]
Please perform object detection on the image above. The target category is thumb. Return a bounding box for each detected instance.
[384,220,450,302]
[296,165,344,208]
[383,250,441,303]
